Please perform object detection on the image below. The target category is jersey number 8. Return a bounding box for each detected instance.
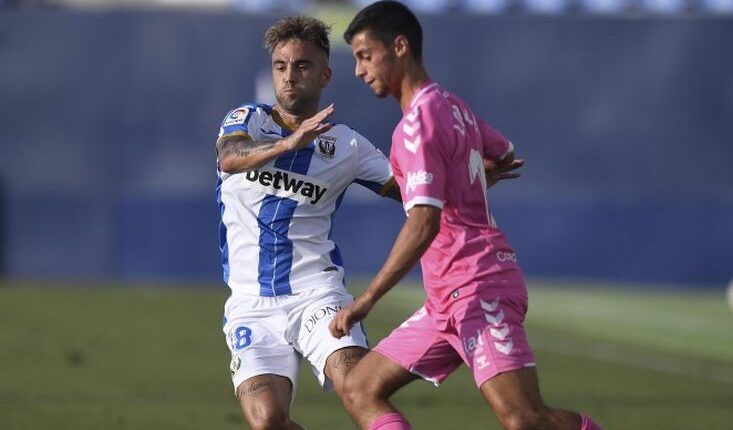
[231,326,252,350]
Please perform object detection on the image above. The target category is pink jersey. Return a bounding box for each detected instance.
[391,81,526,313]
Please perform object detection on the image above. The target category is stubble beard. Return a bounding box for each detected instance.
[276,90,318,116]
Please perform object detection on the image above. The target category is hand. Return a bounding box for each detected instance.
[282,103,335,151]
[329,296,374,339]
[484,158,523,188]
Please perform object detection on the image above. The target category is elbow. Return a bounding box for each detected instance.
[218,157,236,174]
[219,156,254,174]
[430,219,441,237]
[425,219,440,243]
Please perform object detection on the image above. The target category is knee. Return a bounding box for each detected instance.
[245,408,292,430]
[341,373,364,410]
[341,371,378,411]
[499,408,548,430]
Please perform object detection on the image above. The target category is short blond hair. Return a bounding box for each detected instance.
[264,16,331,59]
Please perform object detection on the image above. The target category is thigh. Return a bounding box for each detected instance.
[446,293,536,388]
[324,346,369,396]
[373,305,463,386]
[224,297,300,391]
[478,366,544,418]
[292,288,369,389]
[349,349,420,399]
[236,374,294,427]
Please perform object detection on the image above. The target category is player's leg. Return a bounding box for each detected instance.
[290,286,378,413]
[323,345,369,396]
[293,285,413,429]
[450,292,601,430]
[480,367,583,430]
[236,374,305,430]
[340,349,419,429]
[223,295,305,430]
[481,367,601,429]
[341,305,464,430]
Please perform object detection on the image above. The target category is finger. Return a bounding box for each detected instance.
[501,160,524,172]
[314,103,335,122]
[496,160,521,172]
[333,314,350,339]
[337,318,352,338]
[333,325,345,339]
[496,163,524,173]
[497,173,521,181]
[483,158,498,171]
[315,122,333,134]
[329,319,341,338]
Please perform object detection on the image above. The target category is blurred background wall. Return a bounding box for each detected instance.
[0,4,731,287]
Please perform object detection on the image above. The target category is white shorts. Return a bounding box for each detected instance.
[222,285,368,392]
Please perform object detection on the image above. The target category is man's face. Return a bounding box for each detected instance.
[350,30,399,99]
[271,39,331,113]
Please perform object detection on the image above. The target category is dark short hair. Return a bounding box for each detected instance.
[264,15,331,59]
[344,1,422,60]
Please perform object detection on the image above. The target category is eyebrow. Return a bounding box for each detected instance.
[273,59,314,66]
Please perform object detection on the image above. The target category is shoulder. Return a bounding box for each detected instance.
[411,92,454,125]
[218,103,273,139]
[221,103,272,125]
[329,123,374,148]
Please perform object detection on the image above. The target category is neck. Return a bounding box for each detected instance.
[273,102,318,131]
[395,63,430,112]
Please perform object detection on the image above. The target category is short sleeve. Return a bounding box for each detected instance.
[218,105,257,140]
[352,132,395,196]
[398,104,451,212]
[479,118,513,162]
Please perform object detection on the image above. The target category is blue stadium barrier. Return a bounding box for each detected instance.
[0,10,731,287]
[0,176,4,277]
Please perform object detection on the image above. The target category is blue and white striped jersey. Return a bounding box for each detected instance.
[216,103,394,297]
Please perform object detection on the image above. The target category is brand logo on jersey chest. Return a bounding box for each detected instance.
[242,168,330,205]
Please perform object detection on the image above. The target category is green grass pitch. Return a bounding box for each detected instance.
[1,280,731,429]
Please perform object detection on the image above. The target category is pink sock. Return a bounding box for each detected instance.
[580,413,602,430]
[367,412,412,430]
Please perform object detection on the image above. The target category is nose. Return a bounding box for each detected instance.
[354,60,365,79]
[284,64,297,83]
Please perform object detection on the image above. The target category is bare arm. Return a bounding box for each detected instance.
[329,205,441,338]
[217,104,334,174]
[216,135,290,173]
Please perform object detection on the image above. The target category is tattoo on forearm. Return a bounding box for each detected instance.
[238,381,272,398]
[217,136,278,159]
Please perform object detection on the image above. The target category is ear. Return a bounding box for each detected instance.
[393,35,410,59]
[321,66,332,88]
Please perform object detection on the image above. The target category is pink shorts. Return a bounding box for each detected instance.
[374,290,536,388]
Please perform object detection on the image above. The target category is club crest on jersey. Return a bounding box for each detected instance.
[316,135,336,160]
[223,108,250,127]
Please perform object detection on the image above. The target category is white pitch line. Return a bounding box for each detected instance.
[531,335,733,384]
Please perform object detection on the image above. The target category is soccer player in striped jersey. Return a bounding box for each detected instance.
[330,2,602,430]
[215,16,399,430]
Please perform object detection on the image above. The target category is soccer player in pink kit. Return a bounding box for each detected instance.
[329,2,602,430]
